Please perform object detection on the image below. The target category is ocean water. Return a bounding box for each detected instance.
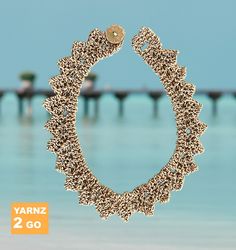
[0,93,235,249]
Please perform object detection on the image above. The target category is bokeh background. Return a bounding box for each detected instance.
[0,0,236,249]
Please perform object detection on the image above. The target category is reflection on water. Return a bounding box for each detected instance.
[78,96,177,193]
[0,94,235,250]
[17,116,35,188]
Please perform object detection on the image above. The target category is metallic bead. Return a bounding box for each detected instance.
[105,24,125,44]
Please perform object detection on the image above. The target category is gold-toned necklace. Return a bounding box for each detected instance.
[44,24,207,221]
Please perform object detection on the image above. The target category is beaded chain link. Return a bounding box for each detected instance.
[44,25,207,221]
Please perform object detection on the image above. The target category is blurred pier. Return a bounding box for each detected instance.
[0,88,234,117]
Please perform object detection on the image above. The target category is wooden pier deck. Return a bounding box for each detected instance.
[0,88,235,116]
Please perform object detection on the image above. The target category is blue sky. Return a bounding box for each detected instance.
[0,0,235,90]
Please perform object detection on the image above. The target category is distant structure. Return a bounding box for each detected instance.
[0,70,233,117]
[17,71,36,116]
[82,72,97,91]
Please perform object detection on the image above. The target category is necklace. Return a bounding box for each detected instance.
[44,25,207,221]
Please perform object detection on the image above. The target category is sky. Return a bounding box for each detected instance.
[0,0,235,90]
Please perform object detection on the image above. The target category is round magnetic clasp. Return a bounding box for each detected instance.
[105,24,125,44]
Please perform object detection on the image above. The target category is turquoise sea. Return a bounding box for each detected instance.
[0,92,235,249]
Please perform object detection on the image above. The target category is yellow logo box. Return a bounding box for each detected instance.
[11,202,48,234]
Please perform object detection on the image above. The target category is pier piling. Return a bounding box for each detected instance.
[207,91,222,116]
[81,91,102,117]
[114,91,129,116]
[0,90,4,114]
[16,91,34,116]
[148,91,163,117]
